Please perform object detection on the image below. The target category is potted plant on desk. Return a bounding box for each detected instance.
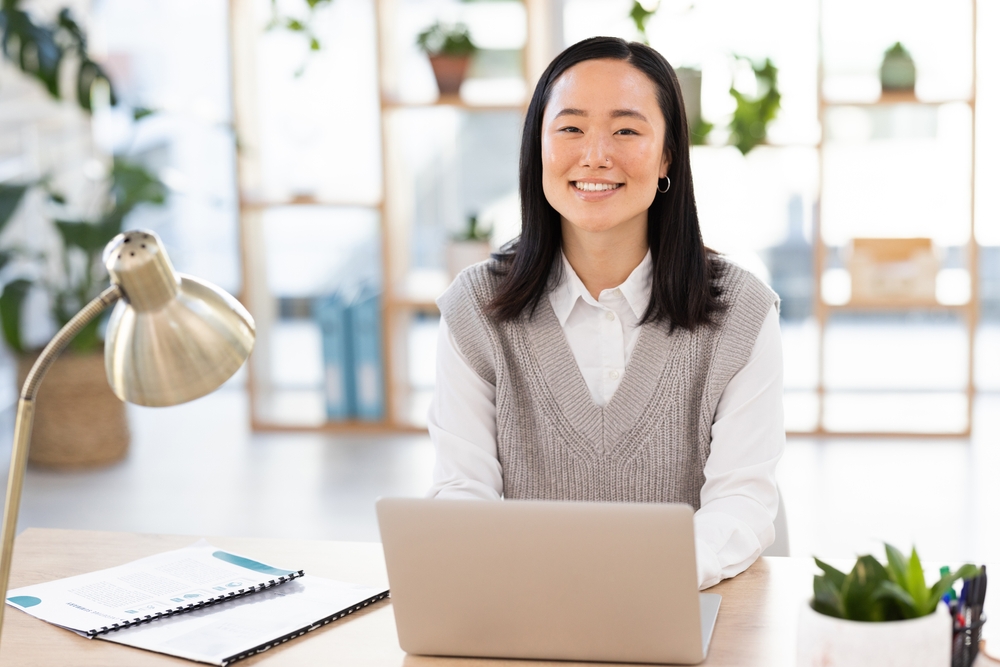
[797,543,980,667]
[417,21,478,97]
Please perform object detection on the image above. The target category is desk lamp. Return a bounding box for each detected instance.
[0,230,255,633]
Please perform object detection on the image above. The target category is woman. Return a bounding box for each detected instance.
[428,36,784,590]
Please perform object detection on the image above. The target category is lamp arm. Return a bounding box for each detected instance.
[0,284,122,635]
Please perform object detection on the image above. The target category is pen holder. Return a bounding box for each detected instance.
[953,615,985,667]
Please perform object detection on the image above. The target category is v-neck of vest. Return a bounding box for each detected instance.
[522,297,682,456]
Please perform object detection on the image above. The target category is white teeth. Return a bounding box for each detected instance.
[574,182,621,192]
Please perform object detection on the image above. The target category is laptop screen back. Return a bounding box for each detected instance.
[376,498,705,665]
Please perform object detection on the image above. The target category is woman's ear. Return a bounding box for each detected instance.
[660,150,672,179]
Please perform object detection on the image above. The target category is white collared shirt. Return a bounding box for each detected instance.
[427,251,785,590]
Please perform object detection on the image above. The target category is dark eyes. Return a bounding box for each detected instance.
[557,127,639,135]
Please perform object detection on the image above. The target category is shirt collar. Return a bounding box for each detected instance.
[549,249,652,326]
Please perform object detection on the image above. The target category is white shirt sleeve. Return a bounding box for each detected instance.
[427,318,503,500]
[694,305,784,589]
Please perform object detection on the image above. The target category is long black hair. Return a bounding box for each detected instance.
[486,36,723,331]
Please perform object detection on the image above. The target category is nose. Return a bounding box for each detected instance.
[579,133,612,169]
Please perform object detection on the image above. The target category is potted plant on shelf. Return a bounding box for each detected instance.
[416,21,478,97]
[797,543,979,667]
[446,214,491,281]
[880,42,916,96]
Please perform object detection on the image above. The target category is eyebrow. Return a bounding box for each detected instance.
[552,108,650,123]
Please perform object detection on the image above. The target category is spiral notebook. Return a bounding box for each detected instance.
[6,540,389,665]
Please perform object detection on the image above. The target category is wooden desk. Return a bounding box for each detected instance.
[1,528,815,666]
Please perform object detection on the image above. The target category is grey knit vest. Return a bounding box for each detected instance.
[437,258,778,508]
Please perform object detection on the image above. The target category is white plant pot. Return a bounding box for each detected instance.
[446,241,492,281]
[797,602,952,667]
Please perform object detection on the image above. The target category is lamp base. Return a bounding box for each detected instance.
[16,351,129,468]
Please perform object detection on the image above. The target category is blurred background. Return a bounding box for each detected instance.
[0,0,997,564]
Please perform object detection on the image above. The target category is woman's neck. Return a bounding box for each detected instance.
[561,218,648,299]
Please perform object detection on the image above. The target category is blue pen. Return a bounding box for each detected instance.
[941,566,955,606]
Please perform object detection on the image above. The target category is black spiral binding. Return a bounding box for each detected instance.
[220,590,390,666]
[87,569,306,638]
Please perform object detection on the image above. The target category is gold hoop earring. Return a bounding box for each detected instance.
[657,176,671,194]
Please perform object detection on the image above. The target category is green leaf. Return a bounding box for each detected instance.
[906,547,929,611]
[629,1,657,43]
[132,106,157,121]
[309,36,320,51]
[54,219,116,254]
[728,56,781,155]
[813,574,845,618]
[76,59,116,111]
[814,558,847,590]
[109,157,167,213]
[926,565,980,617]
[842,555,891,622]
[0,183,29,230]
[873,580,918,619]
[884,543,909,586]
[56,8,87,50]
[0,278,31,353]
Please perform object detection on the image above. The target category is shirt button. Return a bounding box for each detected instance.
[609,370,620,380]
[604,311,615,321]
[613,288,622,297]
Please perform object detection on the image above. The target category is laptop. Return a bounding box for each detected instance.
[375,498,721,665]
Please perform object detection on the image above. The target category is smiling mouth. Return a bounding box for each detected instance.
[572,181,623,192]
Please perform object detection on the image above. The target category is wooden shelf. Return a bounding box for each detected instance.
[821,93,973,108]
[387,297,440,312]
[240,197,381,210]
[806,0,980,438]
[230,0,551,433]
[250,419,427,434]
[381,94,526,111]
[787,429,970,439]
[820,300,972,312]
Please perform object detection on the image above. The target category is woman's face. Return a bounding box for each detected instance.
[541,58,670,242]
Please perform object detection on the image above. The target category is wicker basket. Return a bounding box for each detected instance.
[16,351,129,468]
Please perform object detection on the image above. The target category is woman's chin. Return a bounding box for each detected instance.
[561,214,647,238]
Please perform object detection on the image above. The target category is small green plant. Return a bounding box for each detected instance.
[812,544,979,622]
[728,56,781,156]
[629,1,659,45]
[416,21,477,58]
[453,215,490,243]
[884,41,912,60]
[264,0,336,76]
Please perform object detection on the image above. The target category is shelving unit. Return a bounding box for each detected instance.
[231,0,556,432]
[801,0,979,436]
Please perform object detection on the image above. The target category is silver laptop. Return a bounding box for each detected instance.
[376,498,720,665]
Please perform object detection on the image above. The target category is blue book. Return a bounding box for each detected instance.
[348,288,384,421]
[313,294,356,420]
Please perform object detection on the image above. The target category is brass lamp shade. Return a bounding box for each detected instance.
[103,230,255,407]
